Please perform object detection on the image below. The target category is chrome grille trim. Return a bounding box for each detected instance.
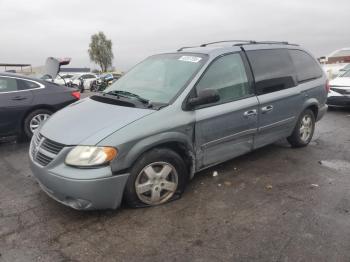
[30,133,65,167]
[36,151,54,166]
[41,138,65,154]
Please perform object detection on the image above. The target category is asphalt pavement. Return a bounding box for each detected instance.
[0,108,350,262]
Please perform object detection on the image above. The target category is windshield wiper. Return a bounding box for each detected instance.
[106,90,150,104]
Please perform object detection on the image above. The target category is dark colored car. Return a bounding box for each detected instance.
[0,72,80,139]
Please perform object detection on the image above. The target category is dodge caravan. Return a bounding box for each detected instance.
[29,40,328,210]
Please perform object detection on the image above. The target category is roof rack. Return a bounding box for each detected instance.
[177,45,200,52]
[235,41,298,46]
[200,40,256,47]
[177,40,255,51]
[177,40,298,52]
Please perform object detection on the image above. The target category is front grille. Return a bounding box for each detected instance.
[331,87,350,95]
[31,133,65,166]
[36,151,54,166]
[41,138,65,154]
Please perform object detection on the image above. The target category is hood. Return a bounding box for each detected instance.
[330,77,350,87]
[40,97,155,145]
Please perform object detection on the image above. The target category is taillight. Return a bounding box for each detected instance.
[71,91,80,100]
[325,79,330,93]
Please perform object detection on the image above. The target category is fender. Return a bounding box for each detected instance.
[110,131,196,176]
[301,97,319,117]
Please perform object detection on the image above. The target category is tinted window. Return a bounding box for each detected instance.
[62,74,73,79]
[196,53,251,104]
[0,77,18,93]
[18,79,40,90]
[247,49,296,95]
[83,74,95,79]
[289,49,323,82]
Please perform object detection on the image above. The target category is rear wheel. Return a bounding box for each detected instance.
[124,148,188,208]
[287,109,315,147]
[23,109,52,139]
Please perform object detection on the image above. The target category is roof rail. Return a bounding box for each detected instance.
[235,41,299,46]
[177,40,298,52]
[177,40,256,52]
[200,40,256,47]
[177,45,200,52]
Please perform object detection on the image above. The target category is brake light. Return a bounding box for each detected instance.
[71,91,80,100]
[325,79,330,93]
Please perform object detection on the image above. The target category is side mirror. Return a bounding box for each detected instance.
[187,89,220,109]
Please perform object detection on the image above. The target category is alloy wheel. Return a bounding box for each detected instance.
[135,162,178,205]
[299,115,313,142]
[29,114,50,133]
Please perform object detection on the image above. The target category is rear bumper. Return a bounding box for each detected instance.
[327,96,350,107]
[30,159,129,210]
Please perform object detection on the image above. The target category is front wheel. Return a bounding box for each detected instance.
[124,148,188,208]
[287,109,315,147]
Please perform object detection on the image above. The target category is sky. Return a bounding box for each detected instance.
[1,0,349,71]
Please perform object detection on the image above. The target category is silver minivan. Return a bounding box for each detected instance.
[29,41,328,210]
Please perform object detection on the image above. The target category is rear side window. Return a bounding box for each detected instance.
[289,49,323,83]
[0,77,18,93]
[246,49,296,95]
[18,79,40,90]
[196,53,251,104]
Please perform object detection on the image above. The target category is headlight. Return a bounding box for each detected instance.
[65,146,117,167]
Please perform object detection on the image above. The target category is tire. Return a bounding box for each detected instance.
[287,109,315,148]
[124,148,188,208]
[23,109,52,139]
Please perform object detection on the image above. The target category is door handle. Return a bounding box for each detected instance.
[12,96,27,101]
[243,109,257,117]
[261,105,273,114]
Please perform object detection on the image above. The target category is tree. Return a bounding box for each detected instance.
[88,31,114,72]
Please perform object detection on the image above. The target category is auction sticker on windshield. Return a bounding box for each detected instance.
[178,56,202,63]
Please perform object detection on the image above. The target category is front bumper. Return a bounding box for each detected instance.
[29,158,129,210]
[327,95,350,107]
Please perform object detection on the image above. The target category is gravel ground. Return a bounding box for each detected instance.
[0,107,350,262]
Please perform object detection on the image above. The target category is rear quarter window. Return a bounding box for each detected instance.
[246,49,296,95]
[18,79,41,90]
[288,49,323,83]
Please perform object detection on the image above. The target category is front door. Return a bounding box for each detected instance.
[194,52,259,168]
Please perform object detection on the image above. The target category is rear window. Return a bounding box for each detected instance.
[246,49,296,95]
[289,49,322,83]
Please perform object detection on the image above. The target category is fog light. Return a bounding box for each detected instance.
[65,197,92,210]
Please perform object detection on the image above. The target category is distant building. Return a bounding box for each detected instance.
[60,67,91,74]
[0,63,31,73]
[326,48,350,64]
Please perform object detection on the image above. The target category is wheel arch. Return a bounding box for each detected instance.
[302,99,319,119]
[21,105,56,131]
[113,132,196,179]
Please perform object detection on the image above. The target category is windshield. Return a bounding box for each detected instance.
[71,75,81,80]
[62,74,74,79]
[104,53,207,104]
[340,70,350,78]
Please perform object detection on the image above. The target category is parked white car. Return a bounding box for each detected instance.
[327,70,350,107]
[322,63,350,80]
[68,73,97,90]
[54,74,75,85]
